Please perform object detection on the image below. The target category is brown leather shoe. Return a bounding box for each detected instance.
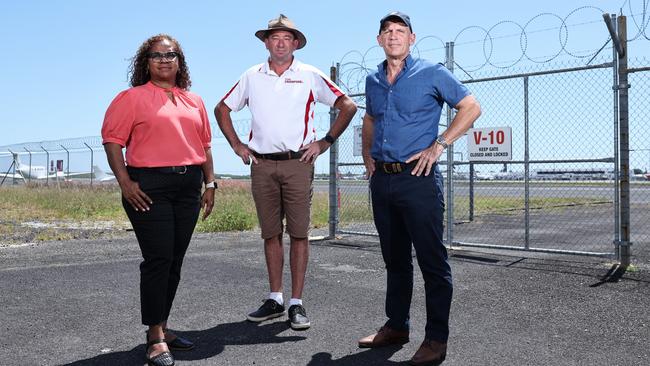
[358,326,409,348]
[409,339,447,365]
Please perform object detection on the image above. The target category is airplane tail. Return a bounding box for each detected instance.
[92,165,116,182]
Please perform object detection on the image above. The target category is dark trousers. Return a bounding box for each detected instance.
[123,165,203,326]
[370,165,452,342]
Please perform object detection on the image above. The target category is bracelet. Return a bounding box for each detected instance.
[205,181,216,189]
[435,134,449,149]
[323,133,335,144]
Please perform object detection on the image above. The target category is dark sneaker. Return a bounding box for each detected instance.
[288,304,311,330]
[247,299,286,322]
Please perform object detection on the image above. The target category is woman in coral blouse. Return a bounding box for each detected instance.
[101,34,215,366]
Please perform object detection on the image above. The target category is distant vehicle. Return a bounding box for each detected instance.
[475,172,496,180]
[632,172,650,181]
[532,168,615,181]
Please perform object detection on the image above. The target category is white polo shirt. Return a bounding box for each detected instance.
[222,58,344,154]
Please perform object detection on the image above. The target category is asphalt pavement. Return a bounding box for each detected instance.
[1,231,648,366]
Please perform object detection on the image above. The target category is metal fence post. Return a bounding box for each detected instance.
[524,76,530,249]
[24,148,32,184]
[445,42,455,248]
[40,145,49,186]
[468,162,474,221]
[616,16,631,267]
[8,150,17,185]
[60,145,70,177]
[611,14,621,260]
[327,64,340,239]
[84,143,94,187]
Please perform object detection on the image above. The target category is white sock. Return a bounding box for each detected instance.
[289,298,303,306]
[269,292,284,305]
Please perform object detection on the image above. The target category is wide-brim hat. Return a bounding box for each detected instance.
[255,14,307,49]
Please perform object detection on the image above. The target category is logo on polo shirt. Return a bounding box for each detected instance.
[285,78,303,84]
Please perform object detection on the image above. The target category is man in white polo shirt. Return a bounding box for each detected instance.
[215,14,357,330]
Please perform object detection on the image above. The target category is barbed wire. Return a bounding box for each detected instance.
[338,4,650,95]
[2,4,648,153]
[625,0,650,40]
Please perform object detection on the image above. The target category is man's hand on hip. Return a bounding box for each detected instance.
[406,143,444,177]
[299,140,329,165]
[234,142,258,165]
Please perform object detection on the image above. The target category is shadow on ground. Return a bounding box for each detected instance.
[62,320,305,366]
[307,345,406,365]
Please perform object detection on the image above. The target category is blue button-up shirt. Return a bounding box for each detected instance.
[365,54,470,162]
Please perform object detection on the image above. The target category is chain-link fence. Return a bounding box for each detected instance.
[330,13,650,268]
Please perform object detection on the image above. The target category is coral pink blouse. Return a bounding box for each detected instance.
[102,81,212,167]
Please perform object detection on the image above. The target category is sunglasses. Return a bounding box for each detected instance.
[147,51,179,63]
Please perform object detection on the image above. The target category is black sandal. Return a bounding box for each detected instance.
[163,328,195,351]
[145,338,175,366]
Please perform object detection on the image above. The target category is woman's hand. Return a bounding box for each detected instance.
[120,178,152,211]
[201,188,215,220]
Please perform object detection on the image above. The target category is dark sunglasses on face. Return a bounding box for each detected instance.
[147,51,179,62]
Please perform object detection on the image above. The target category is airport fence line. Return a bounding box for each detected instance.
[328,14,650,267]
[0,113,334,185]
[1,9,649,268]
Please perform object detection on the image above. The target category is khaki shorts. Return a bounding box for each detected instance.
[251,158,314,239]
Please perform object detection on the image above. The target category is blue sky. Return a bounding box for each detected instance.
[1,0,648,174]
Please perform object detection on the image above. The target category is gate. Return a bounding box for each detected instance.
[328,14,650,265]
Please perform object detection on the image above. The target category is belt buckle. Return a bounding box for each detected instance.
[382,163,403,174]
[176,166,187,174]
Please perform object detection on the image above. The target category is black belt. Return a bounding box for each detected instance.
[375,161,418,174]
[252,150,304,161]
[130,165,198,174]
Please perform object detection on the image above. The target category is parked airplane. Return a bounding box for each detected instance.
[4,157,115,182]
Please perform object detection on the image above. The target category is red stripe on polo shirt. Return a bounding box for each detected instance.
[320,76,343,97]
[220,81,240,102]
[300,90,315,148]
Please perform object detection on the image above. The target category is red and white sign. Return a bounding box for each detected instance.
[468,127,512,161]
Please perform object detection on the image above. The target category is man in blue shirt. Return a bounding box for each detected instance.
[357,12,481,366]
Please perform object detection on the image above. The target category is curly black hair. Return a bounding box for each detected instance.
[128,34,191,90]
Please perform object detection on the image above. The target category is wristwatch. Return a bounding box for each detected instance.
[323,133,335,144]
[435,134,449,149]
[205,181,216,189]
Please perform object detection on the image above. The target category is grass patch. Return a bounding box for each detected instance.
[0,184,126,222]
[0,183,607,234]
[336,192,606,225]
[452,196,608,216]
[196,180,257,232]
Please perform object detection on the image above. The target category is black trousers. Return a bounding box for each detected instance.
[370,165,452,342]
[123,165,203,326]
